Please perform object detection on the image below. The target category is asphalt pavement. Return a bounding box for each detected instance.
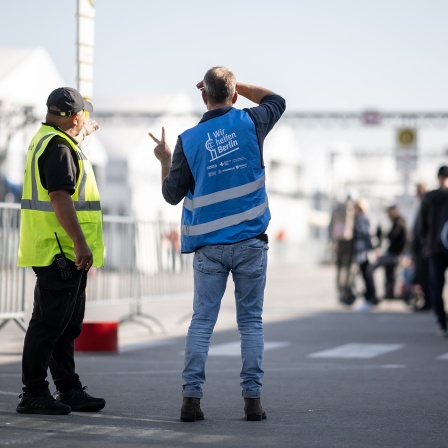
[1,264,447,448]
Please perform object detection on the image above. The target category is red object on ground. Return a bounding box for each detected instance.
[75,322,118,352]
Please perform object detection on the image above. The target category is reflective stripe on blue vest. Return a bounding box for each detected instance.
[182,199,269,236]
[183,176,266,212]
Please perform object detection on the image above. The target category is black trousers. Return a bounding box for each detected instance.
[21,259,88,396]
[359,260,377,302]
[413,254,431,309]
[428,252,448,331]
[335,240,354,294]
[371,254,399,298]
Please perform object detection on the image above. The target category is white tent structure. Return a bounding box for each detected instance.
[0,48,64,115]
[0,47,107,194]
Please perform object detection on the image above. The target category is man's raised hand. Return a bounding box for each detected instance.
[148,127,171,162]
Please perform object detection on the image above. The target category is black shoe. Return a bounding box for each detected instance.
[16,393,71,415]
[244,398,267,421]
[54,387,105,412]
[339,288,356,306]
[180,397,204,422]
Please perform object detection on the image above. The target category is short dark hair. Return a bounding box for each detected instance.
[437,165,448,178]
[203,67,236,104]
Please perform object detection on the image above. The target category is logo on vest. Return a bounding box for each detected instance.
[205,129,239,162]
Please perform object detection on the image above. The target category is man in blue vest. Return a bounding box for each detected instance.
[150,67,285,422]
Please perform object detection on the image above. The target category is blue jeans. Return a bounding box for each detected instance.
[182,238,268,399]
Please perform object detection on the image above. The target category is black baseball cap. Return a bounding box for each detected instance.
[46,87,93,116]
[437,165,448,178]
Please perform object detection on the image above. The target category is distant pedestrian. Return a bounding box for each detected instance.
[420,166,448,336]
[370,205,407,299]
[150,67,285,421]
[410,182,431,311]
[329,196,356,304]
[352,198,377,312]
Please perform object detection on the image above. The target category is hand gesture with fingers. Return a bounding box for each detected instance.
[149,127,171,162]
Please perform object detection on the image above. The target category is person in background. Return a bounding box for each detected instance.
[370,205,407,299]
[16,87,105,415]
[420,166,448,336]
[328,196,355,304]
[410,182,431,311]
[150,67,285,422]
[352,198,377,312]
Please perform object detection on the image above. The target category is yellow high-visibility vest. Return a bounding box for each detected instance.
[18,124,104,267]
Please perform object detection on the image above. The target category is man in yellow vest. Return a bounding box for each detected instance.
[16,87,105,415]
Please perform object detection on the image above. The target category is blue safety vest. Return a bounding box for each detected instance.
[180,108,270,252]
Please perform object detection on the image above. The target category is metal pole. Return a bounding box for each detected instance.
[76,0,95,100]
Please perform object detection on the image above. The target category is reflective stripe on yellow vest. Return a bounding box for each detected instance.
[18,125,104,267]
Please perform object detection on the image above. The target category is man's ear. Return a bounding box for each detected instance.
[232,91,238,104]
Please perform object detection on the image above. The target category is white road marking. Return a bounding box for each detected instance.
[0,390,19,396]
[436,353,448,360]
[208,341,290,357]
[119,340,174,353]
[379,364,406,368]
[307,343,405,359]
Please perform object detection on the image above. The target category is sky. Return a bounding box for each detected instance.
[1,0,447,112]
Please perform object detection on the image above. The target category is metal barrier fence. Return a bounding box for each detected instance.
[0,202,329,334]
[87,215,194,332]
[0,202,194,333]
[0,203,26,331]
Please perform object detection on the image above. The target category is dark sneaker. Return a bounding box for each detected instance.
[54,387,105,412]
[244,398,267,421]
[16,393,71,415]
[180,397,204,422]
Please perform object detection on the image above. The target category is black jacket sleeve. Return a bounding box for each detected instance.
[161,136,194,205]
